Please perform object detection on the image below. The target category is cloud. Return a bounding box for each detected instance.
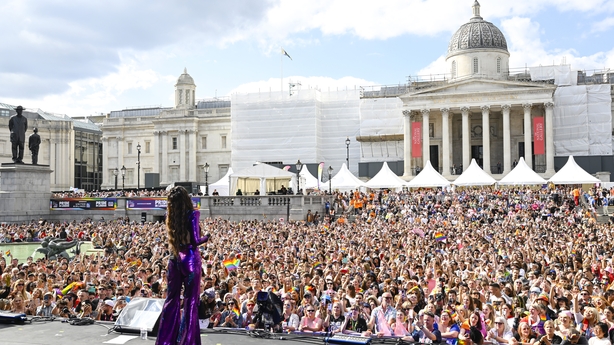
[592,17,614,33]
[229,75,378,95]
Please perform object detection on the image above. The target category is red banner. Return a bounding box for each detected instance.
[533,117,545,155]
[411,122,422,158]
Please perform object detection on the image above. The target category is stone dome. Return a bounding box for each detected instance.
[447,1,508,58]
[176,67,195,86]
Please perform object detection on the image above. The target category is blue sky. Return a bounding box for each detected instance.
[1,0,613,117]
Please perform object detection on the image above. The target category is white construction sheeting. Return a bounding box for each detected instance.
[553,85,612,156]
[548,156,600,185]
[529,65,575,86]
[364,162,407,191]
[359,98,404,161]
[231,89,361,175]
[452,159,496,186]
[498,157,546,186]
[205,168,234,196]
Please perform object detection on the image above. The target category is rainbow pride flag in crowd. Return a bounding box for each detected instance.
[434,232,447,241]
[232,307,241,317]
[223,258,240,271]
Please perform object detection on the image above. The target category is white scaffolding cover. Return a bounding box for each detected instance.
[498,157,546,186]
[553,85,612,156]
[330,163,365,192]
[364,162,407,191]
[548,156,600,185]
[359,98,404,161]
[205,167,234,196]
[452,159,496,186]
[406,161,451,188]
[529,65,575,86]
[231,89,361,175]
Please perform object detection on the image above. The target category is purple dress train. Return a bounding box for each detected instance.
[156,210,209,345]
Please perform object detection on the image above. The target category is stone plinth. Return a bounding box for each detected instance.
[0,163,53,223]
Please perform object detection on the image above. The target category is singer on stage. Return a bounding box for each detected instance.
[156,186,210,345]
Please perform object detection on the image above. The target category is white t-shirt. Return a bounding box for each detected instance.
[588,337,611,345]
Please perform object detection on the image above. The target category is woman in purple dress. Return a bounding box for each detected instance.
[156,186,210,345]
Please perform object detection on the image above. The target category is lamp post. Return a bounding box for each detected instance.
[345,137,350,168]
[203,163,210,196]
[121,165,126,190]
[327,166,333,195]
[136,142,141,190]
[113,168,119,191]
[295,159,303,195]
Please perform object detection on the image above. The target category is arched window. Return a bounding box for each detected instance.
[496,57,501,74]
[451,61,457,78]
[473,57,479,74]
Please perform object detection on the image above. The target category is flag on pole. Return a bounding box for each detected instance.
[434,232,447,242]
[318,162,324,189]
[281,48,292,60]
[283,166,291,171]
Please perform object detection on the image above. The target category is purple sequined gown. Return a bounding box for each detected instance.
[156,210,209,345]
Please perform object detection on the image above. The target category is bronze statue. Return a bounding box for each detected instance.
[8,105,28,164]
[28,127,41,165]
[33,237,82,260]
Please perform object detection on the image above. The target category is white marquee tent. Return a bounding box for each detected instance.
[452,159,496,186]
[498,157,547,186]
[548,156,600,184]
[290,166,324,191]
[364,162,407,191]
[229,164,295,195]
[330,163,366,192]
[204,168,234,196]
[406,160,451,188]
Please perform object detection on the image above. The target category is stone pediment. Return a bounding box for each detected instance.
[404,78,555,98]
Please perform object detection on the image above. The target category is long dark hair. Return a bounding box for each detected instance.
[166,186,194,256]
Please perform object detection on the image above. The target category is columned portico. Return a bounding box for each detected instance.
[461,106,470,171]
[501,105,511,174]
[545,102,555,175]
[402,110,412,176]
[481,105,491,174]
[421,109,430,165]
[441,108,451,177]
[523,103,533,168]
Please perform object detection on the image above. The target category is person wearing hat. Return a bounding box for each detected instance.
[8,105,28,164]
[97,299,117,321]
[36,292,55,317]
[28,127,41,165]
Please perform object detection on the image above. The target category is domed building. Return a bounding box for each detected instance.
[400,1,557,177]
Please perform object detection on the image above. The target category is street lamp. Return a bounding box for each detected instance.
[113,168,119,191]
[327,166,333,195]
[295,159,303,195]
[203,163,210,196]
[120,165,126,190]
[136,142,141,190]
[345,137,350,168]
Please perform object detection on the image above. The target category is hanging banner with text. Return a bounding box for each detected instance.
[50,198,117,211]
[126,197,201,210]
[411,122,422,158]
[533,117,545,155]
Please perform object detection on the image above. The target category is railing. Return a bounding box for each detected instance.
[212,198,234,206]
[239,197,261,206]
[268,197,290,206]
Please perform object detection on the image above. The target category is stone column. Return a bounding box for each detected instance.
[523,103,532,168]
[117,136,124,172]
[102,137,108,187]
[481,105,491,174]
[501,105,511,174]
[153,131,159,174]
[161,131,168,185]
[441,108,451,176]
[545,102,555,175]
[421,109,430,167]
[189,130,197,181]
[402,110,412,176]
[180,130,187,181]
[461,106,470,171]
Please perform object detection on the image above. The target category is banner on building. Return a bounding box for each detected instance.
[411,122,422,158]
[533,117,545,155]
[50,198,117,211]
[126,197,200,210]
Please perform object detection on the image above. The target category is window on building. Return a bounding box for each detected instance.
[178,90,183,104]
[429,123,435,138]
[473,58,479,74]
[145,141,150,154]
[127,142,132,154]
[201,136,207,150]
[497,57,501,74]
[221,135,227,149]
[451,61,457,78]
[172,137,178,150]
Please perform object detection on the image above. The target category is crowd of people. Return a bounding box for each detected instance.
[2,185,614,344]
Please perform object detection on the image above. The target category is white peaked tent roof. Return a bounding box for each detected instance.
[406,160,451,188]
[231,163,295,178]
[300,166,323,189]
[548,156,600,184]
[364,162,407,190]
[453,159,496,186]
[498,157,547,185]
[330,163,366,191]
[204,167,234,196]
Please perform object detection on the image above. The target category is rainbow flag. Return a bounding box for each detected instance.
[313,262,323,269]
[434,232,447,242]
[223,258,240,271]
[232,307,241,318]
[540,314,547,321]
[4,250,10,256]
[571,250,576,257]
[323,225,329,231]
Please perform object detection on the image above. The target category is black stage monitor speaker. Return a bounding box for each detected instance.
[114,298,164,336]
[0,311,27,324]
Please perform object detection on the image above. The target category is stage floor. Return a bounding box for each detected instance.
[0,319,381,345]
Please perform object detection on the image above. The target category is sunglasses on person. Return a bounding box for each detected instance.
[227,302,235,305]
[306,309,315,312]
